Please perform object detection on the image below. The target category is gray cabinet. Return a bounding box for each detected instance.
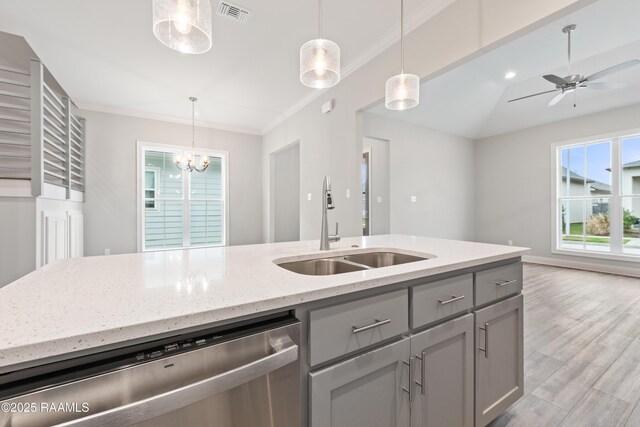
[410,314,474,427]
[475,294,524,426]
[309,338,411,427]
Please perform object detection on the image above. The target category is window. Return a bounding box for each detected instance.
[144,170,157,209]
[553,132,640,259]
[137,142,228,251]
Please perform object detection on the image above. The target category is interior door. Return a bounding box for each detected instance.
[475,295,524,426]
[410,314,474,427]
[309,338,410,427]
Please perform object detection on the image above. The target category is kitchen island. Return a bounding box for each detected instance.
[0,234,528,426]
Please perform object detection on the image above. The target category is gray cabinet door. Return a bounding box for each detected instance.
[309,338,411,427]
[475,294,524,427]
[410,314,474,427]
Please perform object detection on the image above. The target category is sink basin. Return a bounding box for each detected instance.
[343,251,430,268]
[275,249,433,276]
[277,258,367,275]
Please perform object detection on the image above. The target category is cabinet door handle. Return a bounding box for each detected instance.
[437,294,465,305]
[414,351,426,395]
[495,279,517,287]
[352,318,391,334]
[402,357,414,403]
[478,322,489,358]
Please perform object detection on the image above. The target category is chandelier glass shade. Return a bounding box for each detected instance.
[152,0,212,54]
[174,97,210,173]
[300,0,340,88]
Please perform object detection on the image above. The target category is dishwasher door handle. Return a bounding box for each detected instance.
[56,339,299,427]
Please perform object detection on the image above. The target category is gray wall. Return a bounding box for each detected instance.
[0,197,36,286]
[82,110,263,256]
[261,0,592,243]
[475,103,640,271]
[362,137,390,236]
[363,114,476,240]
[272,143,300,242]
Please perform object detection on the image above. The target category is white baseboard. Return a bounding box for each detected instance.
[523,255,640,278]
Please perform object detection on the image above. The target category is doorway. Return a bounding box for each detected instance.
[271,142,300,242]
[362,150,370,236]
[362,137,390,236]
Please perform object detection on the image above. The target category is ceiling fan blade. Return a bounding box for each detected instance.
[548,91,570,106]
[584,82,627,90]
[585,59,640,82]
[508,89,559,103]
[543,74,568,86]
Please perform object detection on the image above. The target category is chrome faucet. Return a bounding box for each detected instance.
[320,176,340,250]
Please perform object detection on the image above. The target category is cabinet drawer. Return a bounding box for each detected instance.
[475,263,522,306]
[411,274,473,329]
[309,289,409,367]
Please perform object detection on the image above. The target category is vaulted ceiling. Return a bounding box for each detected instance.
[368,0,640,139]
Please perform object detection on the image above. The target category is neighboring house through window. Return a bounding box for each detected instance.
[137,142,228,251]
[553,132,640,259]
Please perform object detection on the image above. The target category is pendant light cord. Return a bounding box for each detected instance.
[190,97,196,152]
[318,0,322,39]
[400,0,404,74]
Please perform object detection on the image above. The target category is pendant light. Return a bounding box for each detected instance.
[300,0,340,88]
[385,0,419,110]
[174,97,210,173]
[153,0,212,55]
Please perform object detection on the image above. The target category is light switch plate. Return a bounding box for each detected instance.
[411,196,417,202]
[346,189,350,198]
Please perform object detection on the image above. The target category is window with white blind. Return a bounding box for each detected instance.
[137,142,228,251]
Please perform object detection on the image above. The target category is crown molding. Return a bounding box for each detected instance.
[260,0,456,135]
[78,103,263,136]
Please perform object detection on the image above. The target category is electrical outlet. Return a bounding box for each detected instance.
[377,196,382,203]
[307,193,312,201]
[104,248,111,255]
[346,189,350,198]
[508,240,513,246]
[410,196,417,203]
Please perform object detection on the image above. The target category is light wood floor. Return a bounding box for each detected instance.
[489,264,640,427]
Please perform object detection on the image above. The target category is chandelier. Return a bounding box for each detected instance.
[174,97,210,172]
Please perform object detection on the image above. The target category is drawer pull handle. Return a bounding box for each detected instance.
[437,294,465,305]
[352,318,391,334]
[496,279,517,287]
[478,322,489,358]
[402,357,414,402]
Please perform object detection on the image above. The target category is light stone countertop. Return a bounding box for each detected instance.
[0,234,527,372]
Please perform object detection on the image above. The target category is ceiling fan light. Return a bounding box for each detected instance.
[153,0,212,54]
[300,39,340,88]
[385,73,419,110]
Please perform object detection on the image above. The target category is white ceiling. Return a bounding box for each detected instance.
[0,0,448,134]
[368,0,640,139]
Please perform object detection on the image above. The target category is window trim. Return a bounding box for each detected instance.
[550,128,640,262]
[136,140,229,252]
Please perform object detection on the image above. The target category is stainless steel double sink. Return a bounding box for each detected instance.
[276,250,433,276]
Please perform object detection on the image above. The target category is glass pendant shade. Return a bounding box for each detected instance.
[300,39,340,88]
[153,0,212,54]
[385,73,419,110]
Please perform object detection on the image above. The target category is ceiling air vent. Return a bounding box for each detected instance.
[217,1,251,23]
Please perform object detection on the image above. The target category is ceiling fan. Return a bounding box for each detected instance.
[508,24,640,107]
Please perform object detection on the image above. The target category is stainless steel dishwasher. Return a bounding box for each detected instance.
[0,314,300,427]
